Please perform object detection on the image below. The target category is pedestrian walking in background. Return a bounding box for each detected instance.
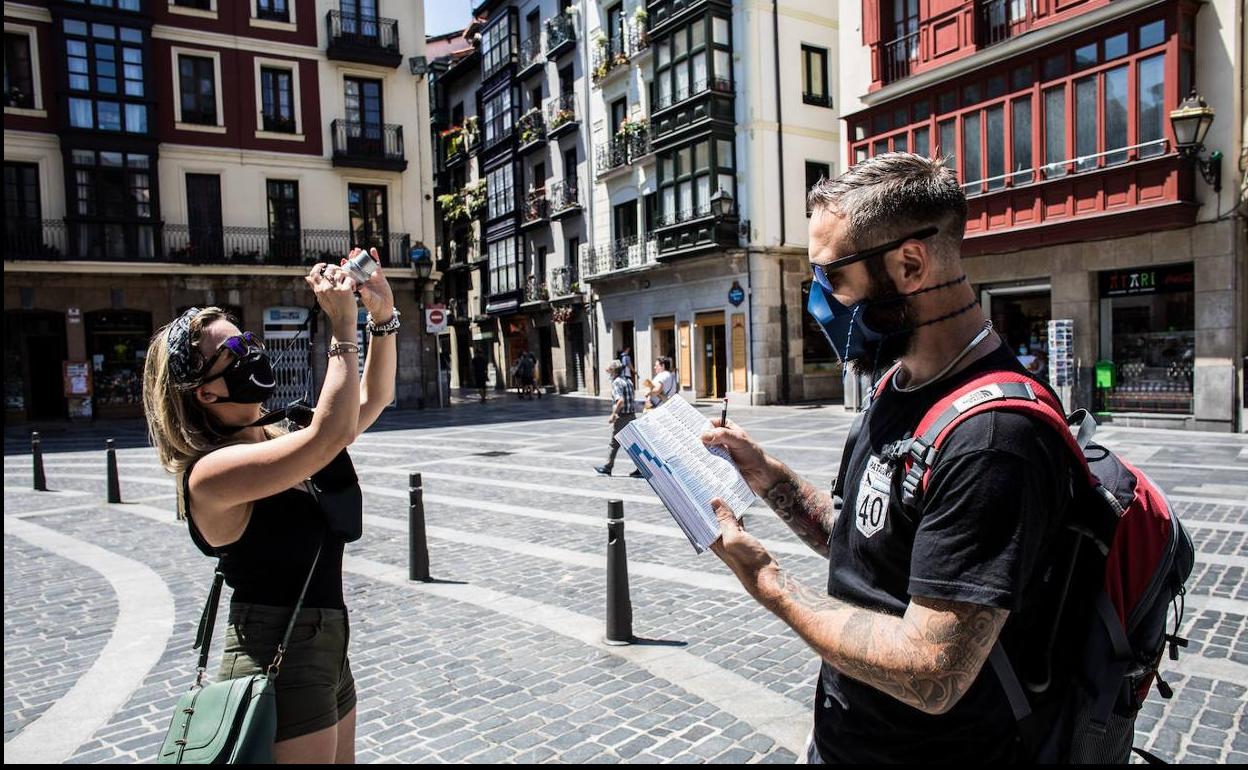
[513,351,535,400]
[619,346,635,384]
[143,248,399,763]
[472,347,489,403]
[645,356,678,410]
[594,360,643,478]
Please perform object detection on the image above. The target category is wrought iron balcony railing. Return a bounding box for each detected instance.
[545,93,578,136]
[522,189,549,225]
[325,10,401,67]
[548,179,580,213]
[4,219,411,266]
[549,265,577,296]
[517,109,546,148]
[594,125,651,175]
[651,76,733,112]
[881,30,920,84]
[977,0,1029,48]
[523,274,550,303]
[544,15,576,56]
[591,33,629,84]
[518,31,544,74]
[580,234,658,280]
[331,119,405,169]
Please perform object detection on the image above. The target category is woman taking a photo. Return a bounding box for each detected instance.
[142,249,397,763]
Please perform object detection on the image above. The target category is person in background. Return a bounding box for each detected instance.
[472,347,489,404]
[646,357,678,409]
[594,360,643,478]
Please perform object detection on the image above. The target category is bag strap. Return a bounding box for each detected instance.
[189,538,324,687]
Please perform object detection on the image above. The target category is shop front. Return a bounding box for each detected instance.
[4,310,69,422]
[85,309,152,419]
[1096,263,1195,416]
[982,283,1052,379]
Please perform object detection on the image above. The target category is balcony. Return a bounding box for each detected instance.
[523,274,550,304]
[594,124,651,177]
[517,108,546,153]
[591,33,629,85]
[439,236,475,271]
[521,189,549,229]
[544,15,576,58]
[545,93,578,139]
[483,114,513,150]
[881,31,920,85]
[976,0,1027,48]
[647,0,718,38]
[627,19,651,57]
[649,77,734,145]
[325,11,402,68]
[548,179,581,218]
[580,234,658,280]
[5,220,412,267]
[518,32,545,78]
[549,265,579,297]
[331,120,406,171]
[441,126,467,168]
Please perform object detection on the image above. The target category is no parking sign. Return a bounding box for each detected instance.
[426,305,447,334]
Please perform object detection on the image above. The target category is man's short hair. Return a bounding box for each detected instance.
[806,152,967,263]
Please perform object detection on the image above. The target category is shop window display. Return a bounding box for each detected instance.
[1097,265,1194,415]
[85,309,151,415]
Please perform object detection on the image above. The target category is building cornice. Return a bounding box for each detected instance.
[3,2,51,23]
[857,0,1170,111]
[151,24,322,59]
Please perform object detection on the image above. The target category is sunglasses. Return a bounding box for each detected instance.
[812,226,939,293]
[198,332,264,380]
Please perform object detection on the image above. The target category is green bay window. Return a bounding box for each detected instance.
[657,136,735,225]
[653,14,732,111]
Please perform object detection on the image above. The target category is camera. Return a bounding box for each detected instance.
[345,249,379,285]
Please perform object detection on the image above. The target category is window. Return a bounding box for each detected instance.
[260,66,295,132]
[1139,20,1165,50]
[487,164,515,220]
[1137,54,1166,158]
[801,45,830,107]
[657,137,734,225]
[67,149,155,259]
[805,161,829,215]
[1010,98,1032,185]
[178,54,217,125]
[4,33,34,108]
[1043,87,1066,177]
[962,112,982,189]
[559,65,574,95]
[653,15,732,111]
[567,237,580,280]
[483,89,513,145]
[488,237,520,295]
[938,120,956,174]
[347,184,387,258]
[4,162,41,254]
[1103,64,1128,165]
[914,126,929,157]
[1074,76,1097,171]
[257,0,289,23]
[63,21,147,132]
[985,105,1004,190]
[174,0,213,9]
[266,180,300,259]
[481,15,515,79]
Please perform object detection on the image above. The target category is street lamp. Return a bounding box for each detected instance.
[410,245,434,407]
[709,188,734,220]
[1169,88,1222,192]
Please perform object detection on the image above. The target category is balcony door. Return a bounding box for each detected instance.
[4,162,41,256]
[341,0,378,39]
[348,184,388,260]
[186,173,223,261]
[344,77,383,155]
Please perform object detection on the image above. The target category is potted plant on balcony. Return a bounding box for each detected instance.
[463,115,480,150]
[633,7,649,47]
[437,191,468,222]
[550,103,575,131]
[519,108,543,145]
[591,29,609,80]
[463,180,488,218]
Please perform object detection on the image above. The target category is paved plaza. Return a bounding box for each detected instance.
[4,395,1246,763]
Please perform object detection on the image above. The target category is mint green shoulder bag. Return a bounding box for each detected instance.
[157,544,322,764]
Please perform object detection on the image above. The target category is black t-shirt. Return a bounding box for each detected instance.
[813,344,1073,764]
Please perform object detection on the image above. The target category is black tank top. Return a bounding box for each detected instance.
[184,474,346,610]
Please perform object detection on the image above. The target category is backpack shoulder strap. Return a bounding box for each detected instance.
[892,371,1096,510]
[833,364,901,499]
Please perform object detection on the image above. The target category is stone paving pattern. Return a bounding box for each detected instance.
[4,396,1246,763]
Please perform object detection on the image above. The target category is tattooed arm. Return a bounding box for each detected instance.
[772,571,1007,715]
[709,500,1008,716]
[761,468,838,558]
[702,420,836,558]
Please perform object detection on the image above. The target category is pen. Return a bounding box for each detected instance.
[721,398,728,427]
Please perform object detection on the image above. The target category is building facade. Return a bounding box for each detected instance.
[839,0,1247,430]
[429,0,592,396]
[4,0,435,422]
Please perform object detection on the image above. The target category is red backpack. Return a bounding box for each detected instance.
[849,366,1195,763]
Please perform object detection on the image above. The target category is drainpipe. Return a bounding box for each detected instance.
[580,1,601,395]
[772,0,791,404]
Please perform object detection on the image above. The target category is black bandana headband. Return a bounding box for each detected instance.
[166,307,202,388]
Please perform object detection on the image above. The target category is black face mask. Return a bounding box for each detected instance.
[202,348,277,405]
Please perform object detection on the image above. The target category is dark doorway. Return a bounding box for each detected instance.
[344,77,384,155]
[4,310,68,421]
[567,321,585,391]
[186,173,223,261]
[538,325,554,387]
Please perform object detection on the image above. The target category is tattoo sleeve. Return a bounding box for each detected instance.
[771,571,1008,715]
[763,468,837,557]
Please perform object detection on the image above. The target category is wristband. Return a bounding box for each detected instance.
[328,342,360,359]
[367,308,401,336]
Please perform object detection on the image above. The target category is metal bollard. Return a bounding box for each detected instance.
[32,432,47,491]
[605,499,634,645]
[408,472,431,581]
[106,439,121,504]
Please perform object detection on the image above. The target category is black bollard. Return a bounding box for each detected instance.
[408,472,431,581]
[605,499,634,645]
[32,432,47,491]
[106,439,121,504]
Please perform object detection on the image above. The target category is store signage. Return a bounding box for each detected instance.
[728,281,745,307]
[1099,264,1194,298]
[67,307,81,324]
[63,361,93,397]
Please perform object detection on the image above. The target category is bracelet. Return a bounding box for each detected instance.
[327,342,360,359]
[367,308,401,337]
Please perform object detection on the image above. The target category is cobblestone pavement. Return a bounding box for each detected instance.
[4,397,1246,763]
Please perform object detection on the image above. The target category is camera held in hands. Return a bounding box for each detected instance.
[345,249,379,285]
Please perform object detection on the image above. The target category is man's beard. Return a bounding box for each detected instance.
[847,259,918,377]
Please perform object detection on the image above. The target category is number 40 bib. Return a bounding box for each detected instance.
[854,455,892,539]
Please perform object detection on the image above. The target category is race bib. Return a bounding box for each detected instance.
[854,455,892,539]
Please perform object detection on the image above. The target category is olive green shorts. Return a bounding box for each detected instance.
[219,603,357,742]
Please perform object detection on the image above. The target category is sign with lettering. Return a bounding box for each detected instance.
[728,281,745,307]
[1099,263,1194,298]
